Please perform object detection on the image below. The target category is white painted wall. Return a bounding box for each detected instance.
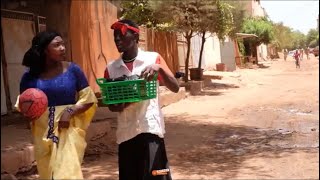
[220,37,236,71]
[1,18,35,109]
[257,43,268,61]
[191,33,221,70]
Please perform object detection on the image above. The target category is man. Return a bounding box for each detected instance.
[294,49,300,69]
[299,48,304,61]
[104,19,179,180]
[284,49,288,61]
[305,47,310,60]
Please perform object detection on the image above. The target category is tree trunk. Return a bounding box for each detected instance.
[198,31,206,70]
[184,30,193,82]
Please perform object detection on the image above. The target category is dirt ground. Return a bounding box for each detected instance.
[15,55,319,179]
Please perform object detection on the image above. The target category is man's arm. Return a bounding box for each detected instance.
[157,55,180,93]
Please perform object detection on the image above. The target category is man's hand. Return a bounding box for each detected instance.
[141,64,161,81]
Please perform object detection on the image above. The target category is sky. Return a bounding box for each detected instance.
[260,0,319,35]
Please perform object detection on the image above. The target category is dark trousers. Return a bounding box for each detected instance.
[118,133,172,180]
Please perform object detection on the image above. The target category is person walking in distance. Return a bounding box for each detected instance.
[299,48,304,61]
[294,49,301,69]
[284,49,288,61]
[305,47,310,60]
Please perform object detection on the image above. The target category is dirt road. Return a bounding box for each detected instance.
[17,56,319,179]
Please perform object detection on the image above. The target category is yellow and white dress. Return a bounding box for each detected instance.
[16,63,97,179]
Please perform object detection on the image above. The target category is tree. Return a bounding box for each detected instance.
[196,0,235,72]
[120,0,198,82]
[291,30,306,49]
[308,34,319,48]
[120,0,157,28]
[306,29,319,48]
[272,22,294,50]
[241,17,274,61]
[119,0,239,81]
[166,0,236,80]
[154,0,210,82]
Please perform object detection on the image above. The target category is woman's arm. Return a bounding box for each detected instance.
[66,103,94,116]
[58,63,96,129]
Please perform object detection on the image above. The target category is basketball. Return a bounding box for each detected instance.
[19,88,48,119]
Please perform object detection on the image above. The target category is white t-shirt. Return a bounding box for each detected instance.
[105,49,165,144]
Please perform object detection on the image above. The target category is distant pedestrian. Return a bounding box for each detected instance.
[299,49,304,61]
[284,49,288,61]
[305,47,310,60]
[294,50,300,69]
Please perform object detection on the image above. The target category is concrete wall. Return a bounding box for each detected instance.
[191,33,221,70]
[220,37,236,71]
[1,16,35,111]
[251,0,266,17]
[243,0,265,17]
[40,0,72,60]
[257,43,268,61]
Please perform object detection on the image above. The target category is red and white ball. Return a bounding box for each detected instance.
[19,88,48,119]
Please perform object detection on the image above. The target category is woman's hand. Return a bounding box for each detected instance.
[58,108,73,131]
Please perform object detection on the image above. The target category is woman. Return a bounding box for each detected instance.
[15,31,97,179]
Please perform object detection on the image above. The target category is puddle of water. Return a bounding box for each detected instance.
[295,112,313,116]
[268,107,315,116]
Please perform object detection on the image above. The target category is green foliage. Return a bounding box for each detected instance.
[120,0,173,30]
[290,30,306,49]
[226,1,246,39]
[237,39,246,56]
[214,1,235,39]
[270,21,312,50]
[306,29,319,48]
[271,22,293,49]
[241,17,275,46]
[120,0,155,27]
[308,35,319,48]
[195,0,235,69]
[119,0,242,81]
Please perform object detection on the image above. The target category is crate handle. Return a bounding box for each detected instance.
[96,78,106,85]
[143,73,158,81]
[153,73,158,81]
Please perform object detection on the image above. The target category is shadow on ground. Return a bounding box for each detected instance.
[191,81,239,97]
[14,112,318,179]
[164,113,318,179]
[258,63,271,69]
[205,82,240,89]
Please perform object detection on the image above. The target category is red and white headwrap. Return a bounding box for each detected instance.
[111,21,140,35]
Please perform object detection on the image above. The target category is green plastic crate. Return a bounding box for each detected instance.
[96,76,157,105]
